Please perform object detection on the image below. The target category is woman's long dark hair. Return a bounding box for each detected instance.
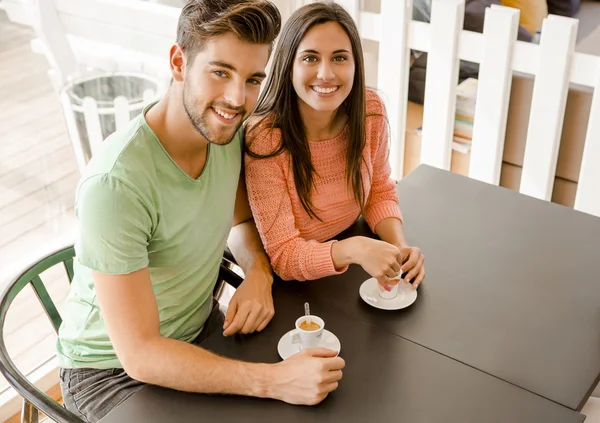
[246,2,367,220]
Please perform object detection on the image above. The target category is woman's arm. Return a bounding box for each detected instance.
[363,93,425,288]
[244,131,348,281]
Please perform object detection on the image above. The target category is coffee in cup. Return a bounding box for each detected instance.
[292,315,325,349]
[299,320,321,331]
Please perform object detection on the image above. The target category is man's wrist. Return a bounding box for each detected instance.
[246,362,274,398]
[244,263,274,286]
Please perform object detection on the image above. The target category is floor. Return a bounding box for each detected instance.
[0,8,76,399]
[577,0,600,41]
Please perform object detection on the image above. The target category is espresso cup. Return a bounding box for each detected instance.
[377,277,402,300]
[291,315,324,350]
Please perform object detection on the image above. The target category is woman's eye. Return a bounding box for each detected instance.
[302,56,318,63]
[333,56,348,62]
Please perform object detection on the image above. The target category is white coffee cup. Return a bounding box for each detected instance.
[291,315,324,350]
[377,277,402,300]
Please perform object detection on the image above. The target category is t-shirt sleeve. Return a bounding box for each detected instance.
[75,174,152,275]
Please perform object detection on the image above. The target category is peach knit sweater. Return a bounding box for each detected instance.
[244,90,402,281]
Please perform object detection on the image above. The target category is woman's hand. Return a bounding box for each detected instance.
[397,245,425,289]
[351,237,403,287]
[331,236,424,289]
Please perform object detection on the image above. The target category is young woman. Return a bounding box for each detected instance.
[244,2,425,290]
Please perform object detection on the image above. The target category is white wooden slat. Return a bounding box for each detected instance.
[58,14,174,59]
[31,28,169,82]
[113,96,130,132]
[55,0,179,39]
[508,40,540,76]
[407,18,600,89]
[409,24,487,66]
[520,16,578,200]
[377,0,413,180]
[335,0,360,24]
[468,5,520,185]
[569,53,600,89]
[420,0,465,170]
[574,67,600,217]
[409,19,541,77]
[358,11,380,42]
[407,20,430,52]
[59,90,86,174]
[66,35,169,80]
[37,0,78,85]
[82,97,104,158]
[457,30,485,65]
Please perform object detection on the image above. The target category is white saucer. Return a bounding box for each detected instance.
[277,329,341,360]
[359,277,418,310]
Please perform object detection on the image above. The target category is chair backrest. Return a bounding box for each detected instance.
[0,243,242,422]
[0,245,83,422]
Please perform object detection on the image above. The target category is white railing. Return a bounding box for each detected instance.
[332,0,600,218]
[4,0,599,218]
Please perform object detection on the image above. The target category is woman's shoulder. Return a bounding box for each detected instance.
[365,89,387,117]
[363,90,389,153]
[244,113,284,156]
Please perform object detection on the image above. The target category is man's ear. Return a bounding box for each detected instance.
[170,43,185,82]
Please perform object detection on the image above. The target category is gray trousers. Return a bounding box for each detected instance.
[59,302,225,423]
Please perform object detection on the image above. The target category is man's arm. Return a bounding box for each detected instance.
[223,174,275,336]
[93,268,344,404]
[93,268,264,393]
[228,173,273,276]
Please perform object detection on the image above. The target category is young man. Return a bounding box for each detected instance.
[57,2,345,421]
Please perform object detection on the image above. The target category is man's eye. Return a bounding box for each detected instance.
[214,71,227,77]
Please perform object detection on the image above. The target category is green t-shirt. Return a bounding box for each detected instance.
[57,105,241,369]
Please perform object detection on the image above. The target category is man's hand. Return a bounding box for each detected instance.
[223,267,274,336]
[268,348,345,405]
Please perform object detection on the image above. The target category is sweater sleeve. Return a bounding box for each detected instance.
[363,92,403,232]
[244,124,348,281]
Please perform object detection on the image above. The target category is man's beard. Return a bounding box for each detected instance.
[182,86,245,146]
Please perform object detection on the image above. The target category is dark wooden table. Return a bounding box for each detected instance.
[280,165,600,411]
[100,165,597,422]
[100,285,585,423]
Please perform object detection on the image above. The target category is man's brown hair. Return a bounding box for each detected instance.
[176,0,281,62]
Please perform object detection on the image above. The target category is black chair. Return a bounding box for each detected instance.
[0,245,242,423]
